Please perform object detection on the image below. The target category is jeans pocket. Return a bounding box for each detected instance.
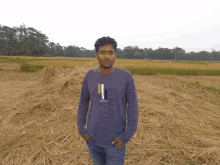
[86,139,94,145]
[112,142,117,147]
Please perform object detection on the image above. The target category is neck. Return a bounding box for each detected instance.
[99,66,115,74]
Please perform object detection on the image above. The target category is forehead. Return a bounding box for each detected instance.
[99,44,114,51]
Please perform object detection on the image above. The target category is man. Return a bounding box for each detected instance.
[77,36,139,165]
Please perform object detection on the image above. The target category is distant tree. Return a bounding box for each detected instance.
[115,48,122,58]
[48,42,56,56]
[0,26,18,56]
[55,43,64,56]
[1,23,220,61]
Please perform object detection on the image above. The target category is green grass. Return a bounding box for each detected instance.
[1,56,220,76]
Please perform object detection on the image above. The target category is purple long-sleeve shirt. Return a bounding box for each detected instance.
[77,67,139,147]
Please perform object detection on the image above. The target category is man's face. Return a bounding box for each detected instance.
[95,44,117,69]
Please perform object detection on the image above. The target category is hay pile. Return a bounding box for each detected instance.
[0,60,220,165]
[0,62,97,165]
[130,74,220,164]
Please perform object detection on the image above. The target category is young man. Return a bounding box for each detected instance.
[77,36,139,165]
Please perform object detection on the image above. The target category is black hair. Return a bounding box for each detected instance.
[94,36,117,53]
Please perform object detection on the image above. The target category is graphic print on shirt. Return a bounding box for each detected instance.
[98,83,108,102]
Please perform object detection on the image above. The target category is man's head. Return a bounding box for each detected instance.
[94,36,117,70]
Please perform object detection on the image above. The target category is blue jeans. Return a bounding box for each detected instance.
[86,139,126,165]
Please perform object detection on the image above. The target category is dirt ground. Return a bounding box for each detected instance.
[0,62,220,164]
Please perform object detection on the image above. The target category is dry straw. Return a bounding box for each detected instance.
[0,61,220,164]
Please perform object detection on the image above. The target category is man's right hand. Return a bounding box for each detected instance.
[83,133,91,142]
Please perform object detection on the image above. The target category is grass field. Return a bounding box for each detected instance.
[1,55,220,76]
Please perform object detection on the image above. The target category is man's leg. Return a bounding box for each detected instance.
[105,144,126,165]
[87,141,106,165]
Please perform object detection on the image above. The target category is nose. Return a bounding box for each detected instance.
[103,53,111,57]
[103,55,110,60]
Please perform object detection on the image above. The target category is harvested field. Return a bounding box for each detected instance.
[0,61,220,165]
[0,63,21,72]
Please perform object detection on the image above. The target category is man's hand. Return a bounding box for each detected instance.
[83,133,91,141]
[112,137,124,148]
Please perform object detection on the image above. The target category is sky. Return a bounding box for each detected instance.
[1,0,220,53]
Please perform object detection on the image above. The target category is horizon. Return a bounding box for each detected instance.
[1,0,220,54]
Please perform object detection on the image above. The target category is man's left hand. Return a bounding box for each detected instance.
[112,137,124,148]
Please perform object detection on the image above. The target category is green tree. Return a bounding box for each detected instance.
[0,26,18,56]
[54,43,64,56]
[48,42,56,56]
[123,46,135,59]
[116,48,122,58]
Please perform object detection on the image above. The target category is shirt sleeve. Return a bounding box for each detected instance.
[77,71,90,138]
[118,72,139,145]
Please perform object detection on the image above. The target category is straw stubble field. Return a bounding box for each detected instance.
[0,59,220,165]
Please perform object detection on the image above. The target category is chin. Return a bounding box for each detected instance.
[101,64,112,69]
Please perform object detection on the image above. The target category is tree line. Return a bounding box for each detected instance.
[0,24,220,61]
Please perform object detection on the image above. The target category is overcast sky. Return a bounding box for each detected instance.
[1,0,220,53]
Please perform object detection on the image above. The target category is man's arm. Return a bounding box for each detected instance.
[118,72,139,145]
[77,71,90,138]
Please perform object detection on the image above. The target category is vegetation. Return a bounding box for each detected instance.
[1,56,220,77]
[0,56,94,73]
[0,24,220,61]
